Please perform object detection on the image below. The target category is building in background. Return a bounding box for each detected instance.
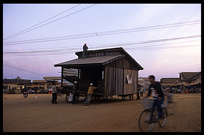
[3,78,31,94]
[160,72,201,93]
[179,72,201,92]
[160,78,180,87]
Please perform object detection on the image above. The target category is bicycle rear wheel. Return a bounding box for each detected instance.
[158,107,168,127]
[138,110,154,132]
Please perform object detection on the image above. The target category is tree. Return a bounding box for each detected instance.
[16,76,21,80]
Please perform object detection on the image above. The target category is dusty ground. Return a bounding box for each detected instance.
[3,93,201,132]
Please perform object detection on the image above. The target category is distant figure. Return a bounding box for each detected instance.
[84,83,97,106]
[136,85,141,100]
[140,86,144,97]
[72,81,78,104]
[22,86,28,94]
[143,87,146,94]
[83,43,88,58]
[51,82,58,104]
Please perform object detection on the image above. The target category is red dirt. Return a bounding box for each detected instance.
[3,93,201,132]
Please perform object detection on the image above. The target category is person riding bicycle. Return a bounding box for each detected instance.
[145,75,165,120]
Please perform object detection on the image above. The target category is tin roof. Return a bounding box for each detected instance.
[180,72,201,82]
[54,47,143,70]
[160,78,180,83]
[54,55,125,67]
[3,79,31,84]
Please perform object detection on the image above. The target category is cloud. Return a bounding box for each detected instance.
[124,4,174,28]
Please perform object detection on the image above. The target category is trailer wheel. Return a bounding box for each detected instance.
[129,94,133,100]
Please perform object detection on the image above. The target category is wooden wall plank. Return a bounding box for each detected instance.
[116,68,123,95]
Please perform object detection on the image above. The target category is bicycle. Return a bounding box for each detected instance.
[138,98,168,132]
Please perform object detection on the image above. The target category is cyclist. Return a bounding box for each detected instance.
[145,75,165,120]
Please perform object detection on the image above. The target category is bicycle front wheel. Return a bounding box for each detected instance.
[138,110,154,132]
[158,107,168,128]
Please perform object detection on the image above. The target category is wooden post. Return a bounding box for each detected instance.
[61,67,64,87]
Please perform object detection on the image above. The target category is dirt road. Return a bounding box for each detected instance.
[3,93,201,132]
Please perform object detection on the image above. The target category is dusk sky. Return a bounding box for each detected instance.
[3,4,201,81]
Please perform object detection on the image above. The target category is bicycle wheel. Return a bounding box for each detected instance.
[158,107,168,127]
[138,110,154,132]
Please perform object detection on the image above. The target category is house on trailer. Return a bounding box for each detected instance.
[54,47,143,99]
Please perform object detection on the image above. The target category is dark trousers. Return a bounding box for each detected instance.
[152,97,165,118]
[52,93,57,103]
[137,93,140,100]
[83,51,88,58]
[140,92,143,97]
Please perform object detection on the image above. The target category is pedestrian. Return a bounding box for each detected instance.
[51,82,58,104]
[84,83,97,106]
[72,81,78,104]
[137,85,141,100]
[83,43,88,58]
[143,87,146,94]
[140,86,144,97]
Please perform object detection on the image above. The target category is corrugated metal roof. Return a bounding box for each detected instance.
[74,47,143,70]
[43,77,61,80]
[54,55,125,67]
[180,72,201,80]
[160,78,180,83]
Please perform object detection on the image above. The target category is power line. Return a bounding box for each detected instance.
[3,20,200,45]
[3,4,95,41]
[3,64,47,76]
[3,4,81,41]
[125,44,200,51]
[3,35,200,54]
[4,43,200,60]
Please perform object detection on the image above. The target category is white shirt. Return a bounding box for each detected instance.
[52,85,57,93]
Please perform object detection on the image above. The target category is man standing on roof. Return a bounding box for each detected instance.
[83,43,88,58]
[84,83,97,106]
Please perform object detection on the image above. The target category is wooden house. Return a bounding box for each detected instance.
[54,47,143,97]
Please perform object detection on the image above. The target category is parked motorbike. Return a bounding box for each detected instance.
[23,91,28,98]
